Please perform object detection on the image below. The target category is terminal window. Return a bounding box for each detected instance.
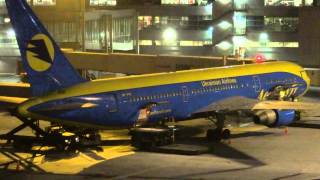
[138,16,152,30]
[234,12,246,35]
[138,16,211,30]
[161,0,209,5]
[264,17,298,32]
[264,0,313,6]
[0,0,31,6]
[245,41,299,48]
[33,0,56,6]
[143,40,211,47]
[161,0,195,4]
[90,0,117,6]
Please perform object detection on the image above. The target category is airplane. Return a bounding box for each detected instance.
[0,0,316,149]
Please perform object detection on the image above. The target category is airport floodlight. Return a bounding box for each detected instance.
[217,41,232,50]
[232,36,247,46]
[206,26,214,38]
[4,18,10,23]
[100,32,105,39]
[163,27,177,41]
[208,26,214,32]
[234,0,247,8]
[218,21,232,30]
[6,29,15,38]
[218,0,232,5]
[204,3,212,13]
[259,32,269,42]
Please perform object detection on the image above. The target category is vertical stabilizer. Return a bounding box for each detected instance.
[6,0,86,96]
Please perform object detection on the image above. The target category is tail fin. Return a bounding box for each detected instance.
[5,0,86,96]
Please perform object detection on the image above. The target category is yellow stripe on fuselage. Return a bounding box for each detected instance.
[59,61,307,97]
[18,61,309,117]
[0,82,30,87]
[0,96,28,104]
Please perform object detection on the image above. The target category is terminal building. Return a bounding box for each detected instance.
[212,0,318,67]
[0,0,319,74]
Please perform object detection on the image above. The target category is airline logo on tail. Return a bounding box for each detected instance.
[26,34,54,72]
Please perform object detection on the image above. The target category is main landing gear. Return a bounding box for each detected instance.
[0,112,101,151]
[206,113,231,142]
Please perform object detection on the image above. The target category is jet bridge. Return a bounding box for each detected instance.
[64,52,255,75]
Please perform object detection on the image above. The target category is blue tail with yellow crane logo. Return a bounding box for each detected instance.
[5,0,86,96]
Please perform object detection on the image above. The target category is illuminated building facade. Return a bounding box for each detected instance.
[213,0,317,66]
[0,0,213,58]
[85,0,214,55]
[0,0,319,72]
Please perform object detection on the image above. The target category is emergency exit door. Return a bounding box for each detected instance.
[182,86,189,102]
[253,76,261,92]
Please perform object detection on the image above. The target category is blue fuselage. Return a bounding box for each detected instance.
[6,0,310,129]
[28,72,308,128]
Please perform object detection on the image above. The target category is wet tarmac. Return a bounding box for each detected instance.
[1,94,320,179]
[1,109,320,179]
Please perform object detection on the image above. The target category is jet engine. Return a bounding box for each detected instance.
[253,110,299,127]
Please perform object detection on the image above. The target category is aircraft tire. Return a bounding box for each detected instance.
[131,135,142,149]
[221,129,231,139]
[12,139,32,151]
[206,129,222,141]
[55,144,67,151]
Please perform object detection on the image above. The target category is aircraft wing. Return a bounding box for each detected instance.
[252,100,319,110]
[0,96,28,104]
[195,96,320,113]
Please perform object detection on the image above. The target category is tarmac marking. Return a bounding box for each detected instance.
[110,165,168,180]
[82,151,106,161]
[98,145,134,159]
[35,145,134,174]
[230,125,268,134]
[0,151,45,172]
[34,146,134,174]
[0,144,134,174]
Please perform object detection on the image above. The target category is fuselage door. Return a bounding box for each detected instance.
[253,76,261,92]
[105,94,118,112]
[182,86,189,102]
